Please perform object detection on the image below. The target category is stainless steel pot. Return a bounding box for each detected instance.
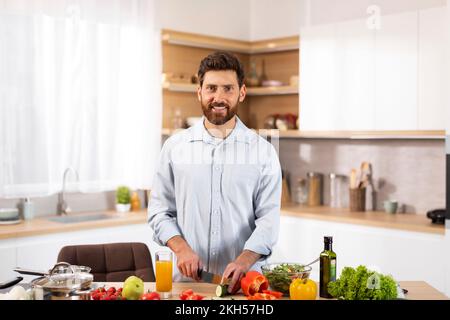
[16,262,94,300]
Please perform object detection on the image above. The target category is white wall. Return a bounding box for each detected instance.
[249,0,302,41]
[155,0,250,40]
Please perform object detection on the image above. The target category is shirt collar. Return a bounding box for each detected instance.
[188,116,252,144]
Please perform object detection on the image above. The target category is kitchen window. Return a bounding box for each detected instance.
[0,0,162,198]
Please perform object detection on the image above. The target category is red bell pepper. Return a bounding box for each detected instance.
[247,293,277,300]
[262,290,283,299]
[240,271,269,296]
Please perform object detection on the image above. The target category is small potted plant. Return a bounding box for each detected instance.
[116,186,131,213]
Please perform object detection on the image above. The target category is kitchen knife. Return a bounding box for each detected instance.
[197,269,223,284]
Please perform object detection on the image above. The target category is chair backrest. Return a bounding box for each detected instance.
[57,242,155,282]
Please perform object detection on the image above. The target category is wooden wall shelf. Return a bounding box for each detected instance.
[161,29,299,129]
[163,82,298,96]
[162,128,445,140]
[162,29,299,54]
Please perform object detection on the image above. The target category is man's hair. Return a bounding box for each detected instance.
[197,51,245,88]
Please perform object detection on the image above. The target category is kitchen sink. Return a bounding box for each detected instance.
[46,213,113,224]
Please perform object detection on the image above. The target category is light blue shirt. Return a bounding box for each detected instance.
[148,116,281,280]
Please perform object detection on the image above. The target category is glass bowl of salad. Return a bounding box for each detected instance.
[261,263,312,294]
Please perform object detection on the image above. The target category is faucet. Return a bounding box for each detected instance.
[57,167,79,215]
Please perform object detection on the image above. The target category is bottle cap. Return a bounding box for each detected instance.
[324,236,333,243]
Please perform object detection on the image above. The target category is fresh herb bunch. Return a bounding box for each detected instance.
[327,265,398,300]
[263,263,306,294]
[116,186,131,204]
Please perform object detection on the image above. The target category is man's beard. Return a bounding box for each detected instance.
[201,98,239,125]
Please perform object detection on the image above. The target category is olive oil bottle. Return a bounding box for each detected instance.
[320,236,337,298]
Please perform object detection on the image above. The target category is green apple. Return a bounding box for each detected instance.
[122,276,144,300]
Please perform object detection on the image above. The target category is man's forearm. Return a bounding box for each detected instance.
[166,235,191,254]
[235,250,261,271]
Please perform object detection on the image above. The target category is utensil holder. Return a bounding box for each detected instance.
[349,188,366,212]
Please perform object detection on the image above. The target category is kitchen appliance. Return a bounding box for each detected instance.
[427,209,446,224]
[14,262,93,300]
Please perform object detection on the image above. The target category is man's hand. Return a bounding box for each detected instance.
[222,250,261,294]
[167,236,203,281]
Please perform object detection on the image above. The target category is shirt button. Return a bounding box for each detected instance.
[212,252,216,256]
[213,209,218,214]
[214,166,220,171]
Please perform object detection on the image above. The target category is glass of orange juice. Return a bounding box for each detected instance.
[155,251,173,299]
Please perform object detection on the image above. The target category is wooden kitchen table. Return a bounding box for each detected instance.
[98,281,447,300]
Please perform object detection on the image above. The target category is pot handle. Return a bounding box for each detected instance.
[49,262,72,275]
[14,268,48,276]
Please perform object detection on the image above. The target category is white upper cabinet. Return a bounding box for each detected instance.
[300,24,339,130]
[335,18,376,130]
[300,7,446,131]
[374,11,418,130]
[300,18,376,131]
[418,7,446,130]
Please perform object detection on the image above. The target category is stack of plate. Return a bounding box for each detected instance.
[0,208,21,225]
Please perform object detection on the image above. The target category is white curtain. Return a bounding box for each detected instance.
[0,0,162,198]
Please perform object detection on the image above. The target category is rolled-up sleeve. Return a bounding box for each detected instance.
[148,140,182,246]
[244,144,281,257]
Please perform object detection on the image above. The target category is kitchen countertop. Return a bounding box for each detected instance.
[281,204,445,235]
[0,203,444,240]
[98,281,447,300]
[0,210,148,240]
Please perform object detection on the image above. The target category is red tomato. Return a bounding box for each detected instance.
[107,287,116,294]
[186,294,205,300]
[141,291,161,300]
[179,289,195,300]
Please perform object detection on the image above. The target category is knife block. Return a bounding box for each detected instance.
[349,188,366,212]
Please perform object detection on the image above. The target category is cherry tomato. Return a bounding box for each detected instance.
[141,291,161,300]
[179,289,194,300]
[186,294,205,300]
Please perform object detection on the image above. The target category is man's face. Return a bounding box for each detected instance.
[197,70,246,125]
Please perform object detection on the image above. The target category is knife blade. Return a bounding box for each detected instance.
[197,269,222,284]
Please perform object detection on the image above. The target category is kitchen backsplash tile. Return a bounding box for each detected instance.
[279,138,445,214]
[0,190,147,217]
